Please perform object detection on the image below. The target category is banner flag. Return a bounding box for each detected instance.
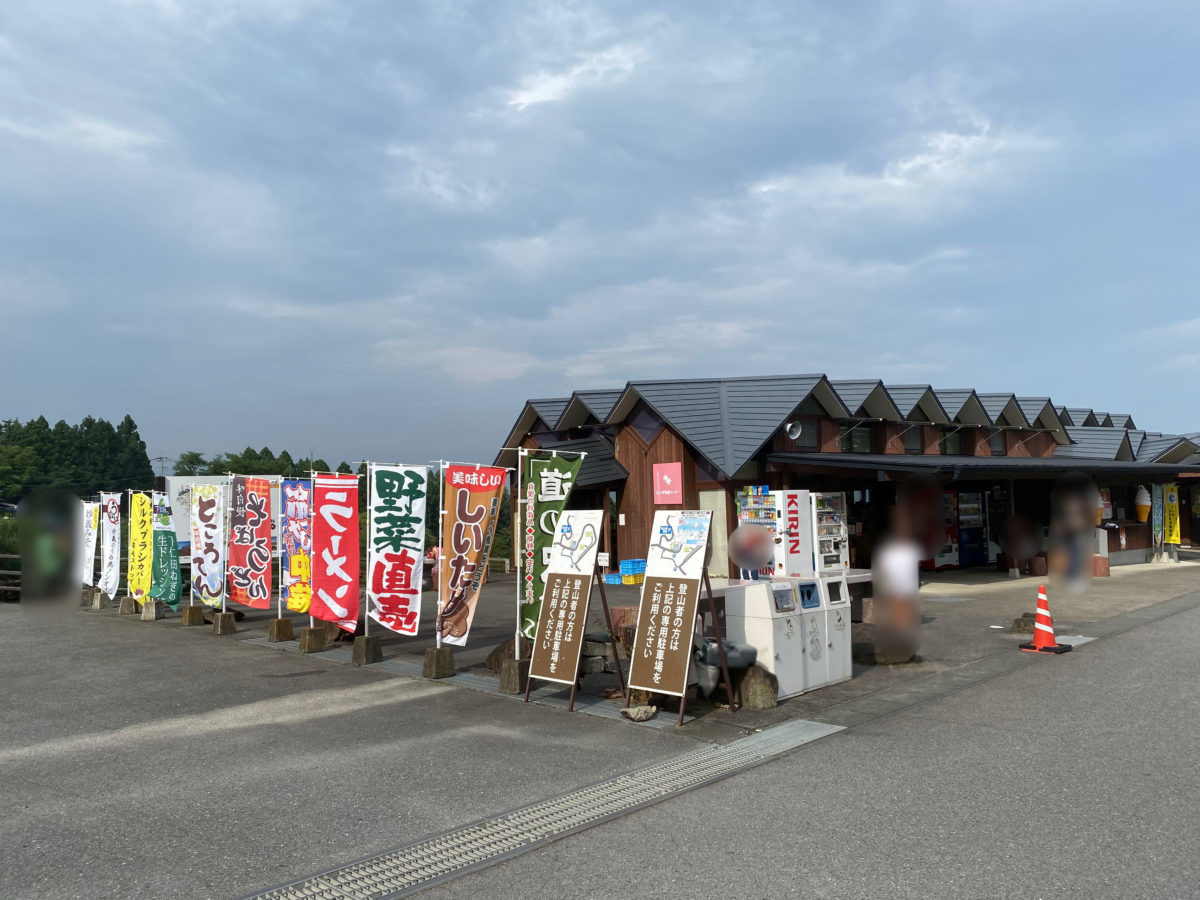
[519,452,583,640]
[438,464,506,647]
[311,473,360,632]
[281,478,313,614]
[627,509,713,697]
[527,509,604,685]
[1164,484,1181,545]
[99,493,121,599]
[80,501,99,587]
[227,476,273,609]
[1152,484,1164,545]
[190,483,226,607]
[128,492,154,603]
[367,465,427,636]
[149,491,183,609]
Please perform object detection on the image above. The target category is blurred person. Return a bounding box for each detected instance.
[1048,473,1099,593]
[871,500,922,663]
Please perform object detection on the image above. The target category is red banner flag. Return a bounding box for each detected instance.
[311,473,361,632]
[227,476,272,609]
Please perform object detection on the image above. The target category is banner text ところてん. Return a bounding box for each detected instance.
[227,476,273,609]
[311,473,360,632]
[367,465,427,636]
[190,483,225,607]
[280,479,313,613]
[438,464,506,647]
[519,452,582,640]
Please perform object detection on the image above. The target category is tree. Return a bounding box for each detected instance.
[174,451,207,476]
[336,461,353,474]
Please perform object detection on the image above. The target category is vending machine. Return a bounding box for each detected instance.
[921,490,960,569]
[724,577,852,700]
[957,491,989,566]
[771,490,850,578]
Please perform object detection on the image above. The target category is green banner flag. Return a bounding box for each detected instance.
[519,451,584,639]
[149,491,183,610]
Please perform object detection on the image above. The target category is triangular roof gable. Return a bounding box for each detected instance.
[934,389,992,425]
[528,397,570,430]
[1055,406,1073,426]
[1017,397,1070,445]
[610,374,847,477]
[495,401,547,467]
[1109,414,1137,430]
[556,389,623,430]
[1065,408,1100,427]
[886,385,951,424]
[831,380,902,420]
[1094,412,1113,427]
[1136,434,1200,464]
[977,393,1031,428]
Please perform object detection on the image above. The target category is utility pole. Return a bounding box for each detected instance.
[151,456,170,478]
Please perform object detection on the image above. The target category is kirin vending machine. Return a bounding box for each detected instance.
[771,490,850,578]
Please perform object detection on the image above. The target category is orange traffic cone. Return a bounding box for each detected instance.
[1019,585,1072,654]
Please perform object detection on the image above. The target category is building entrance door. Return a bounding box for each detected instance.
[698,489,729,579]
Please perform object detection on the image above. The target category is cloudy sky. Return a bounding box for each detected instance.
[3,0,1198,467]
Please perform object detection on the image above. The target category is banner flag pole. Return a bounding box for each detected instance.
[363,462,372,639]
[514,449,524,662]
[435,460,446,651]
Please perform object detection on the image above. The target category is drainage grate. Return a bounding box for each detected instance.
[245,717,842,899]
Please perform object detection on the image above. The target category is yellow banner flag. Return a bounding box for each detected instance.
[1164,484,1181,545]
[128,492,154,603]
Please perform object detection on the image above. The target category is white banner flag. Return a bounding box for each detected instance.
[80,501,99,586]
[190,482,226,607]
[366,464,427,636]
[98,493,121,598]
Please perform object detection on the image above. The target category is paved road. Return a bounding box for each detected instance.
[427,599,1200,899]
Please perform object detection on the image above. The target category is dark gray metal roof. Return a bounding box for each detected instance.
[934,389,991,424]
[1109,414,1135,429]
[765,451,1200,479]
[528,397,570,429]
[1093,412,1113,427]
[1055,406,1072,425]
[976,393,1030,427]
[629,374,841,477]
[1057,427,1133,461]
[830,380,881,416]
[1136,434,1199,463]
[1016,397,1062,430]
[886,385,949,421]
[536,435,628,487]
[1064,408,1098,427]
[575,390,622,422]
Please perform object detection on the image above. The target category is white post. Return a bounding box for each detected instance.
[363,462,372,639]
[188,483,195,608]
[277,476,284,620]
[223,474,232,615]
[125,489,132,598]
[514,449,524,662]
[436,460,446,651]
[309,469,316,631]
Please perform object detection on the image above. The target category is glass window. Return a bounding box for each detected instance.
[840,424,872,454]
[938,429,963,456]
[788,417,819,450]
[989,430,1005,455]
[903,426,923,454]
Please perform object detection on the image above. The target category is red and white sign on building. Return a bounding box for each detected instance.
[653,462,683,505]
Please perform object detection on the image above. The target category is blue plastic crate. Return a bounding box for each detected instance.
[603,573,624,585]
[619,558,647,575]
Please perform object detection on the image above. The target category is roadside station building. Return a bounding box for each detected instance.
[496,375,1200,577]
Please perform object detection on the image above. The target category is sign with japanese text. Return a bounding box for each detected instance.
[627,509,713,697]
[1152,484,1164,544]
[280,479,313,614]
[227,476,273,609]
[528,509,604,685]
[190,483,225,607]
[519,451,583,640]
[98,492,121,599]
[438,464,506,647]
[128,492,153,603]
[79,501,99,587]
[311,473,361,632]
[653,462,683,505]
[367,465,427,636]
[1164,484,1181,545]
[149,491,183,609]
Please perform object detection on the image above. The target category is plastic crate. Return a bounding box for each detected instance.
[603,573,624,585]
[621,573,645,585]
[619,559,647,575]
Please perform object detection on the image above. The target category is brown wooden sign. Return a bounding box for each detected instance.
[527,571,593,685]
[626,575,701,697]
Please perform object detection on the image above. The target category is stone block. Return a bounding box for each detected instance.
[352,634,383,666]
[860,596,877,625]
[90,591,111,611]
[578,655,607,674]
[117,596,139,616]
[140,600,166,621]
[298,626,326,653]
[499,658,530,693]
[80,588,93,607]
[213,612,238,635]
[485,635,532,674]
[267,617,294,642]
[1009,614,1035,634]
[620,624,637,649]
[736,665,779,710]
[581,640,611,658]
[180,605,206,626]
[1092,555,1111,577]
[423,646,456,679]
